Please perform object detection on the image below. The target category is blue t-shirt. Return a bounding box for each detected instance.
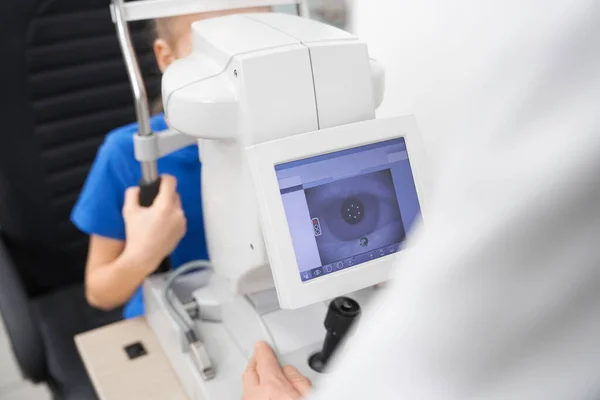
[71,114,209,319]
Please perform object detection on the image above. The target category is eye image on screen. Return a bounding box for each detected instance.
[304,169,405,265]
[275,138,421,283]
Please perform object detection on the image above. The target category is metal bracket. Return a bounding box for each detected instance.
[134,129,198,163]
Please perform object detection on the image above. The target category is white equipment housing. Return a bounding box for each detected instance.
[247,115,427,310]
[164,13,385,296]
[141,11,428,400]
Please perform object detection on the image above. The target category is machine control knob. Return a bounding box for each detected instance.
[309,297,361,373]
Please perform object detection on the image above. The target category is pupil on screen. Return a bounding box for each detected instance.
[341,197,365,225]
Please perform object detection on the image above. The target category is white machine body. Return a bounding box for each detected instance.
[163,13,385,296]
[148,11,425,400]
[145,272,378,399]
[247,115,428,309]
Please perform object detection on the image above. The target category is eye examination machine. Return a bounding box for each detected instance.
[111,1,429,398]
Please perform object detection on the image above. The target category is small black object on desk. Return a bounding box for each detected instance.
[309,296,361,373]
[124,342,148,360]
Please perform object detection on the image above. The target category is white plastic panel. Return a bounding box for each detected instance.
[194,42,318,295]
[192,14,300,69]
[199,135,273,295]
[237,44,319,145]
[261,302,327,354]
[246,12,356,43]
[162,54,219,102]
[370,58,385,109]
[308,40,375,129]
[165,75,239,140]
[247,116,430,309]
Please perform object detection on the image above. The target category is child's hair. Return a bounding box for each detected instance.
[153,17,175,47]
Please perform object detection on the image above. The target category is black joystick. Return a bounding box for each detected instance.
[309,297,361,373]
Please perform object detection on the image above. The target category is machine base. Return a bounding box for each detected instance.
[144,271,376,400]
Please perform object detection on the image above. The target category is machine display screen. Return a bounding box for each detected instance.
[275,138,421,283]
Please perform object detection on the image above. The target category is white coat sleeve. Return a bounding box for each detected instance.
[309,1,600,399]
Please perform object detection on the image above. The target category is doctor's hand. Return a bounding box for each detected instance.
[243,342,312,400]
[122,174,187,272]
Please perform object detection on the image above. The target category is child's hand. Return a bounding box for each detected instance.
[122,174,187,273]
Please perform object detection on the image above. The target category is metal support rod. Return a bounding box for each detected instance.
[112,0,159,184]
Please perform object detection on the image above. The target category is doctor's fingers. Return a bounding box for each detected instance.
[243,356,260,387]
[253,343,302,399]
[283,365,312,397]
[254,342,286,380]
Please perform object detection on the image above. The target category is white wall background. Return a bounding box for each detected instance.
[350,0,568,176]
[350,1,505,173]
[352,1,456,168]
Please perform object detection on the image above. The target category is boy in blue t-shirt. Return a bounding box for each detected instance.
[72,6,270,319]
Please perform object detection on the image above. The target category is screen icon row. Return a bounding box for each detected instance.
[300,243,403,282]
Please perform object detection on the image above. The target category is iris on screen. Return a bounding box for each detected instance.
[305,169,405,265]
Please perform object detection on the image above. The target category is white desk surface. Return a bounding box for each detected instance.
[75,318,189,400]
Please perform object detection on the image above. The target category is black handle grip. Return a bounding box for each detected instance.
[139,178,172,274]
[139,178,162,208]
[309,297,361,373]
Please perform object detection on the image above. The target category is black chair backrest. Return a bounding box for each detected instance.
[0,0,160,296]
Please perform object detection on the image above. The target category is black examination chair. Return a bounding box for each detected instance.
[0,0,160,398]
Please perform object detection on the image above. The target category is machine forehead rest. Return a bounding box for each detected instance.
[192,13,357,68]
[246,13,356,43]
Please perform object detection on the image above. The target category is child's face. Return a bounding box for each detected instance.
[154,6,271,73]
